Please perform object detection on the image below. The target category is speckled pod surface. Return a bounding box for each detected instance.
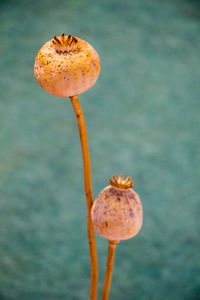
[91,185,143,241]
[34,34,100,97]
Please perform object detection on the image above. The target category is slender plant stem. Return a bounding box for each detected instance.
[102,240,119,300]
[70,95,98,300]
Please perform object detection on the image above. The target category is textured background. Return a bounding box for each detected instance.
[0,0,200,299]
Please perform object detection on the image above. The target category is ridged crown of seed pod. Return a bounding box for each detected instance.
[91,174,143,241]
[34,33,100,97]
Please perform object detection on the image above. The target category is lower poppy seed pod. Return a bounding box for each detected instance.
[91,174,143,241]
[34,33,100,97]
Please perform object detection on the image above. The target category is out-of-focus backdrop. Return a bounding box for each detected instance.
[0,0,200,299]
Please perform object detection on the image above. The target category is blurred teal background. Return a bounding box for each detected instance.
[0,0,200,299]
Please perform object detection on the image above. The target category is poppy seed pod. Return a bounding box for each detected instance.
[91,175,143,241]
[34,33,101,97]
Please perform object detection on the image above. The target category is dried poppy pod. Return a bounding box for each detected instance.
[34,33,100,97]
[91,174,143,241]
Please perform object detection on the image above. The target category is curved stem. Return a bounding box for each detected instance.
[102,240,119,300]
[70,95,98,300]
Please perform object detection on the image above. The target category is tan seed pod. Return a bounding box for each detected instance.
[91,174,143,241]
[34,33,101,97]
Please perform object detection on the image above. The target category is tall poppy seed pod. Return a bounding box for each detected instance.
[91,174,143,241]
[34,33,100,97]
